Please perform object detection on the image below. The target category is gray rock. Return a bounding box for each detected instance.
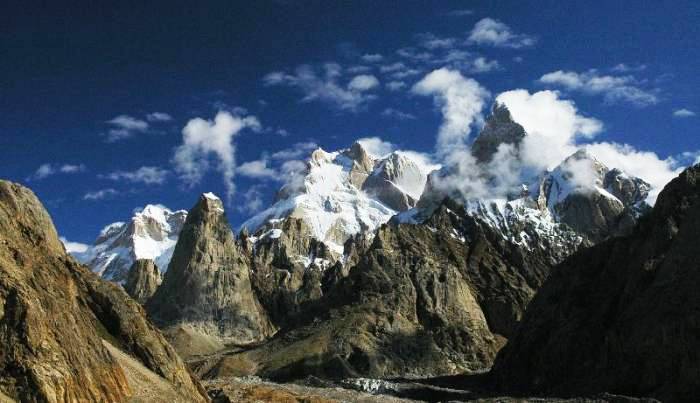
[124,258,162,304]
[147,193,274,347]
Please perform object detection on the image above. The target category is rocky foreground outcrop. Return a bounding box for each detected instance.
[0,180,207,402]
[204,199,554,380]
[147,193,273,353]
[491,164,700,402]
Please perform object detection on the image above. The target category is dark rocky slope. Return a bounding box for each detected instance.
[204,199,555,380]
[0,180,207,402]
[491,164,700,402]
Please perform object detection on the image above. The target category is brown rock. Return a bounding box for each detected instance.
[0,180,207,402]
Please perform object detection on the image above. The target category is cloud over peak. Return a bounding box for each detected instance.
[172,111,261,202]
[412,68,490,156]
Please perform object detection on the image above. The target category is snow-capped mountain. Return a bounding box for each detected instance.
[242,141,437,254]
[401,108,651,262]
[78,204,187,282]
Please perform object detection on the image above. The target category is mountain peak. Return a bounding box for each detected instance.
[471,102,527,163]
[196,192,225,214]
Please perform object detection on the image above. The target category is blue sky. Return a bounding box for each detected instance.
[1,0,698,246]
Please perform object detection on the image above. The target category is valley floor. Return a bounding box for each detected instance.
[202,376,660,403]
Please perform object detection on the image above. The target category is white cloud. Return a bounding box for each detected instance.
[146,112,172,122]
[347,74,380,91]
[381,108,416,120]
[29,163,86,180]
[584,142,682,204]
[102,166,169,185]
[237,159,277,179]
[496,89,603,170]
[357,137,395,157]
[172,111,261,201]
[611,63,647,73]
[468,18,536,48]
[59,236,89,254]
[673,108,696,118]
[263,64,378,111]
[412,68,490,156]
[361,53,383,63]
[539,70,658,107]
[104,115,149,142]
[83,188,118,201]
[386,81,407,91]
[417,33,457,50]
[471,56,501,73]
[270,141,319,160]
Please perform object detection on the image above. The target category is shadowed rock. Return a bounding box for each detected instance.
[491,164,700,402]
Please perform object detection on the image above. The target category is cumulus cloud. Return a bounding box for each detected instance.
[347,74,380,91]
[59,236,89,254]
[496,89,603,170]
[83,188,118,201]
[539,70,658,107]
[673,108,696,118]
[583,142,683,203]
[263,64,379,111]
[101,166,169,185]
[29,163,86,180]
[172,111,261,202]
[468,18,536,48]
[412,68,490,156]
[237,159,277,179]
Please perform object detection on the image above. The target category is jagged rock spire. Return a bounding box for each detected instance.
[147,192,273,346]
[471,102,526,163]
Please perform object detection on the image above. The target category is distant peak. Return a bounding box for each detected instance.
[202,192,220,201]
[196,192,225,214]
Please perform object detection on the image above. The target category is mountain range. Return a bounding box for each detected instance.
[3,103,697,401]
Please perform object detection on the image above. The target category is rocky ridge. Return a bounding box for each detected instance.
[0,180,207,402]
[490,163,700,402]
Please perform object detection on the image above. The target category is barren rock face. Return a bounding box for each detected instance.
[0,180,207,402]
[147,193,273,346]
[124,258,162,304]
[211,199,554,380]
[492,164,700,402]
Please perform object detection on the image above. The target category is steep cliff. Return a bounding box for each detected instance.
[0,180,207,402]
